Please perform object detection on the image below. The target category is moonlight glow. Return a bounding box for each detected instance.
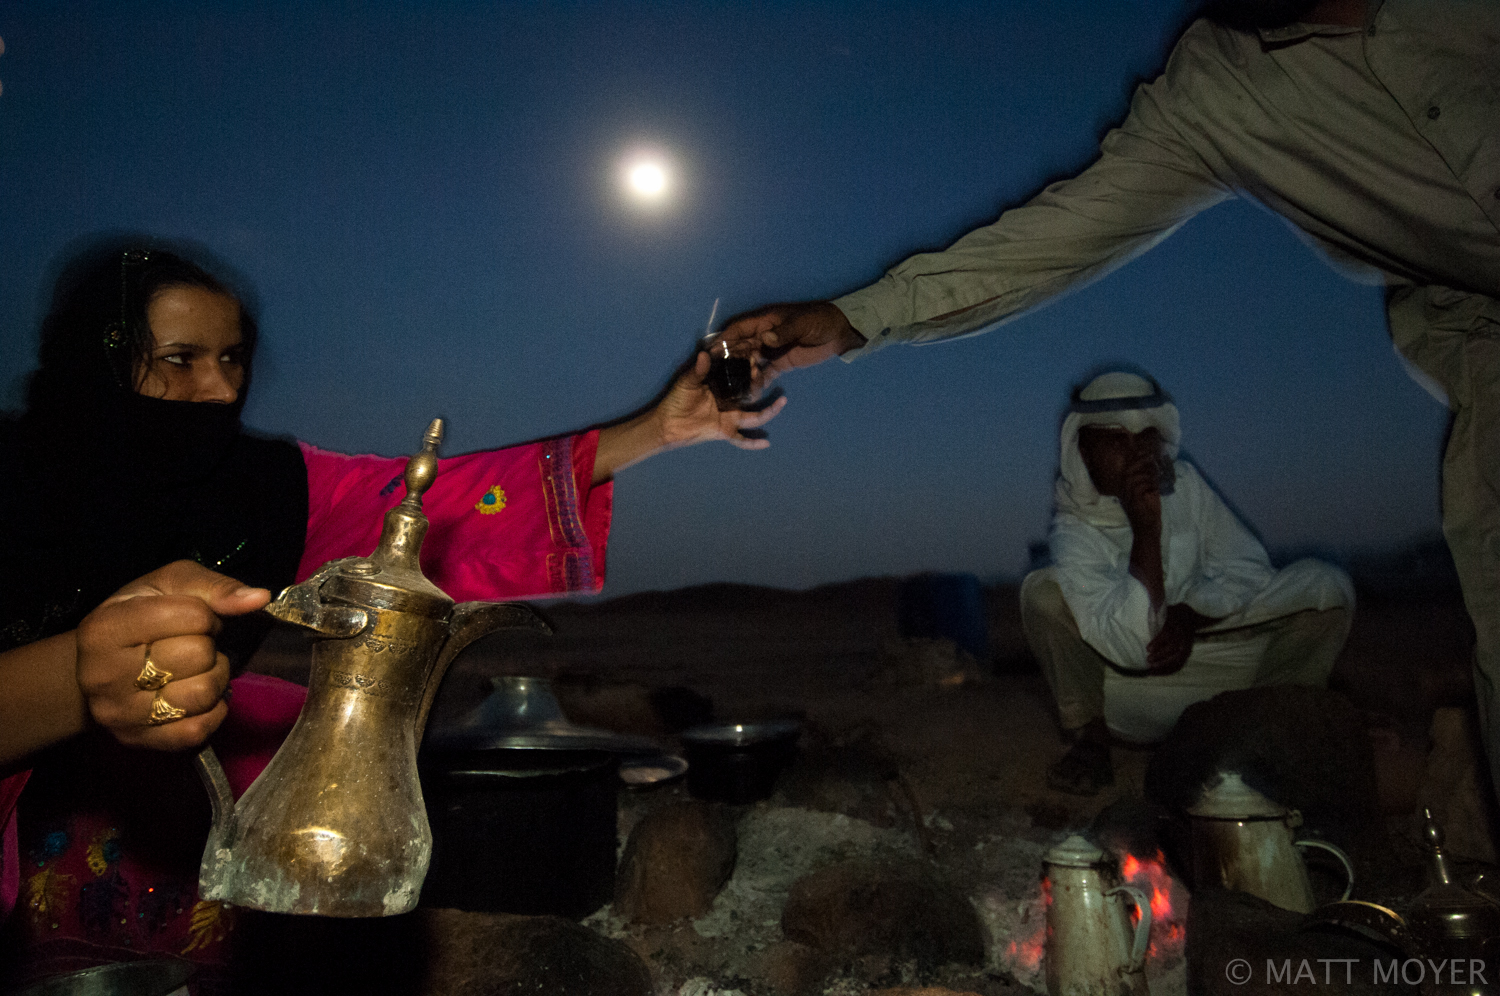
[623,158,669,202]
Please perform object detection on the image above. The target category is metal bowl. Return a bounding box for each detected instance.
[8,960,195,996]
[679,717,802,748]
[680,717,802,803]
[619,753,689,787]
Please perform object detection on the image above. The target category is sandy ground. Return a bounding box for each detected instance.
[245,574,1483,994]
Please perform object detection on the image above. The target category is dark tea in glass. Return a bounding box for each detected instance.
[706,339,751,402]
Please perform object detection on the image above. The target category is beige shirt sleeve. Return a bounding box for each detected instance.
[833,34,1233,357]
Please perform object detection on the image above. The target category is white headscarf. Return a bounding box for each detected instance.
[1055,370,1180,528]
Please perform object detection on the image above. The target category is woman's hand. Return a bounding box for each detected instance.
[76,561,270,751]
[658,351,788,450]
[592,352,788,483]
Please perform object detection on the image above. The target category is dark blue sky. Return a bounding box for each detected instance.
[0,2,1450,595]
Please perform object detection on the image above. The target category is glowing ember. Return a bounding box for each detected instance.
[1004,876,1050,974]
[1122,849,1189,961]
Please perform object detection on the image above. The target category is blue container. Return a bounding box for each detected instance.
[896,573,990,661]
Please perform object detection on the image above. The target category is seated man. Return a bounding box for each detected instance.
[1021,370,1354,795]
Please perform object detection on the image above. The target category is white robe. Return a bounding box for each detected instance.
[1049,460,1354,741]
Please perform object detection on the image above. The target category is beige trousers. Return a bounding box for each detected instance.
[1020,568,1352,742]
[1436,333,1500,804]
[1388,287,1500,805]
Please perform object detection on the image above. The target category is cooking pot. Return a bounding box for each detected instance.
[419,676,665,916]
[419,748,619,917]
[681,718,802,804]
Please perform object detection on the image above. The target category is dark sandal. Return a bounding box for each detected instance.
[1047,740,1114,796]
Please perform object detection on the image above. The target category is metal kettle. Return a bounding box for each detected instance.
[1042,834,1153,996]
[1186,771,1353,914]
[194,420,549,917]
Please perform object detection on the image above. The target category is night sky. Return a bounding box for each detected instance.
[0,2,1451,596]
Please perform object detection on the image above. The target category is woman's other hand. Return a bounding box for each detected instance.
[592,351,788,483]
[76,561,270,751]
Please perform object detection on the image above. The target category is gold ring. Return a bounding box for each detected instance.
[136,653,173,691]
[147,689,187,726]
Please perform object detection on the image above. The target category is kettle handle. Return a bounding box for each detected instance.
[1106,884,1153,974]
[1295,839,1354,902]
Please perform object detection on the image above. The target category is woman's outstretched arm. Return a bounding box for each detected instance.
[592,350,787,484]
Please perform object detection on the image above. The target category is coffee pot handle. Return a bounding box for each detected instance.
[1107,884,1153,974]
[413,600,553,744]
[1295,839,1354,901]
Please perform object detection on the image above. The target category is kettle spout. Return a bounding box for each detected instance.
[194,746,236,879]
[414,601,553,743]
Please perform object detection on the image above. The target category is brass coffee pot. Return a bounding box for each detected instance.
[194,420,550,917]
[1042,834,1154,996]
[1406,808,1500,995]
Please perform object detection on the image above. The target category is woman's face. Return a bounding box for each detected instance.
[135,284,246,404]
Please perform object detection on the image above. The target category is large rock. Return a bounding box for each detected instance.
[552,681,715,736]
[780,859,985,970]
[868,637,982,690]
[614,801,737,924]
[1145,686,1379,850]
[743,940,830,996]
[1420,707,1499,863]
[419,909,653,996]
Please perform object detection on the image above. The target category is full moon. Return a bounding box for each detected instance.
[625,160,668,200]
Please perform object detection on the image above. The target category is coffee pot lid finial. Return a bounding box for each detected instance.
[1422,807,1456,887]
[1045,834,1105,868]
[316,418,454,619]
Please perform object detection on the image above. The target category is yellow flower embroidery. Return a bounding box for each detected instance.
[27,867,74,923]
[85,829,120,877]
[182,899,234,953]
[475,485,507,515]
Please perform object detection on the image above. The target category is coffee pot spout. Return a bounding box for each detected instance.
[414,601,553,745]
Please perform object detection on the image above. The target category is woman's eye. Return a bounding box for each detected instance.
[163,354,189,367]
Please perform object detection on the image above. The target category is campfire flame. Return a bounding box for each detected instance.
[1000,848,1188,984]
[1121,849,1187,961]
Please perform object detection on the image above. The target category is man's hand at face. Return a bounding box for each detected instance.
[75,560,271,751]
[1145,603,1215,675]
[715,302,865,392]
[1118,442,1164,529]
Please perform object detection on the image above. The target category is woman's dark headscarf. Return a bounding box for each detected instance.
[27,244,259,425]
[0,238,308,660]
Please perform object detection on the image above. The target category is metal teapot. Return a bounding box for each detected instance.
[193,420,550,917]
[1186,771,1353,914]
[1043,834,1153,996]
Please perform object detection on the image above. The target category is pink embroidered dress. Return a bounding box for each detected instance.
[0,431,612,990]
